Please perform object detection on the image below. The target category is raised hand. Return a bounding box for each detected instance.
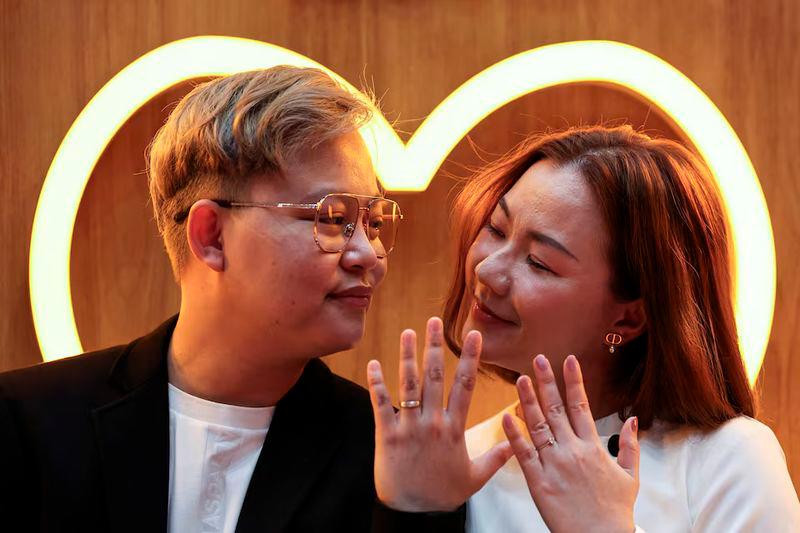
[502,354,639,533]
[367,317,513,512]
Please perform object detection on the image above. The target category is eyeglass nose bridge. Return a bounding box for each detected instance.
[342,206,378,251]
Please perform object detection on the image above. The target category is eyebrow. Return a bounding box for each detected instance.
[497,197,580,262]
[299,189,336,203]
[299,178,384,203]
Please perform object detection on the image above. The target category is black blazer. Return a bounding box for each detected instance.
[0,316,463,533]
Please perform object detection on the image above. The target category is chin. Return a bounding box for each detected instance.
[465,329,516,370]
[321,320,365,353]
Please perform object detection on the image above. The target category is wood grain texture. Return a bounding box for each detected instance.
[1,0,798,487]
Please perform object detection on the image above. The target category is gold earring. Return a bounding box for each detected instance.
[604,332,623,354]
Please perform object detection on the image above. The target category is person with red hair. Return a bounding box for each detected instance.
[368,126,800,532]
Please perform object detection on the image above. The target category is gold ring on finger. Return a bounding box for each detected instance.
[534,436,556,452]
[399,400,421,409]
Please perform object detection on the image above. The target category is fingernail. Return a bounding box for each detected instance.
[534,354,548,371]
[566,354,578,371]
[631,416,638,433]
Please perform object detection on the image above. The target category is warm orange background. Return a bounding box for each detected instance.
[1,0,797,488]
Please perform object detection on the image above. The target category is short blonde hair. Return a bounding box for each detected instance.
[147,66,373,281]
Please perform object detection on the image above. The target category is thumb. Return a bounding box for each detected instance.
[470,440,513,492]
[617,416,639,481]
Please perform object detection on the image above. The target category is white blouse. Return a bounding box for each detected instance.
[466,404,800,532]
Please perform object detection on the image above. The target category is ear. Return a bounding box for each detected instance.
[609,298,647,344]
[185,200,226,273]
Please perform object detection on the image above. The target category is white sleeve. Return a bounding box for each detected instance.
[686,417,800,532]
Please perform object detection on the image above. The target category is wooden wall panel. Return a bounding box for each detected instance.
[2,0,798,488]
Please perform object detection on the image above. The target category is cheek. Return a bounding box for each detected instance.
[515,279,609,350]
[237,232,334,295]
[372,258,388,286]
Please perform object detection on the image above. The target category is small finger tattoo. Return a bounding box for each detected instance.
[401,377,419,391]
[428,367,444,382]
[458,373,476,391]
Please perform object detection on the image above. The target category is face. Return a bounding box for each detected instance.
[462,159,627,383]
[221,131,388,359]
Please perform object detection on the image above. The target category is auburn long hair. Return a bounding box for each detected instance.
[443,125,755,431]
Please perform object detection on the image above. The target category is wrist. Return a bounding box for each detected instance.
[378,495,462,513]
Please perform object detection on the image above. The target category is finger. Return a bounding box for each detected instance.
[421,317,446,417]
[446,330,481,431]
[366,360,397,434]
[398,329,422,421]
[563,355,599,440]
[501,413,543,483]
[617,416,640,481]
[469,440,513,492]
[516,375,555,450]
[532,354,575,443]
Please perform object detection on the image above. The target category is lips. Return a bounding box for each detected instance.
[329,285,373,309]
[472,297,516,325]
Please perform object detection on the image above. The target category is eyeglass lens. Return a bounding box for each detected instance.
[316,195,400,256]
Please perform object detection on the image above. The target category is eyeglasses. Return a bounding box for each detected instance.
[174,193,403,258]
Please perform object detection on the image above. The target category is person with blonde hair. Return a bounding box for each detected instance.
[0,66,463,532]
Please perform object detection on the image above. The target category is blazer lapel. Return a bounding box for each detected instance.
[91,316,178,533]
[234,359,346,533]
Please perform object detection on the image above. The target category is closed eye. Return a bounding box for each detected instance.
[484,223,505,238]
[527,256,554,274]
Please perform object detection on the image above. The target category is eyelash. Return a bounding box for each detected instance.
[484,222,504,238]
[483,223,554,274]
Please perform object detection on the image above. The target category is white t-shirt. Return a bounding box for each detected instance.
[466,404,800,532]
[167,383,276,533]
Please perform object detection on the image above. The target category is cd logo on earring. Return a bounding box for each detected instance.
[604,333,623,354]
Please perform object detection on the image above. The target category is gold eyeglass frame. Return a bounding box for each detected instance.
[174,193,403,257]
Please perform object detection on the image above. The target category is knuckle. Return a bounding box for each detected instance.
[546,403,566,418]
[383,430,400,447]
[567,448,590,468]
[520,446,537,464]
[376,392,390,407]
[589,443,606,459]
[531,420,551,435]
[401,377,420,392]
[537,480,558,497]
[428,337,443,348]
[427,366,445,383]
[627,437,640,453]
[458,373,476,391]
[425,419,444,439]
[568,400,590,415]
[538,372,556,385]
[550,448,570,467]
[447,424,463,441]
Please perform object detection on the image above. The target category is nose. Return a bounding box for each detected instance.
[475,247,511,296]
[340,209,381,272]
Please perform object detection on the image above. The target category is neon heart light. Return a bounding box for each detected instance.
[29,36,775,385]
